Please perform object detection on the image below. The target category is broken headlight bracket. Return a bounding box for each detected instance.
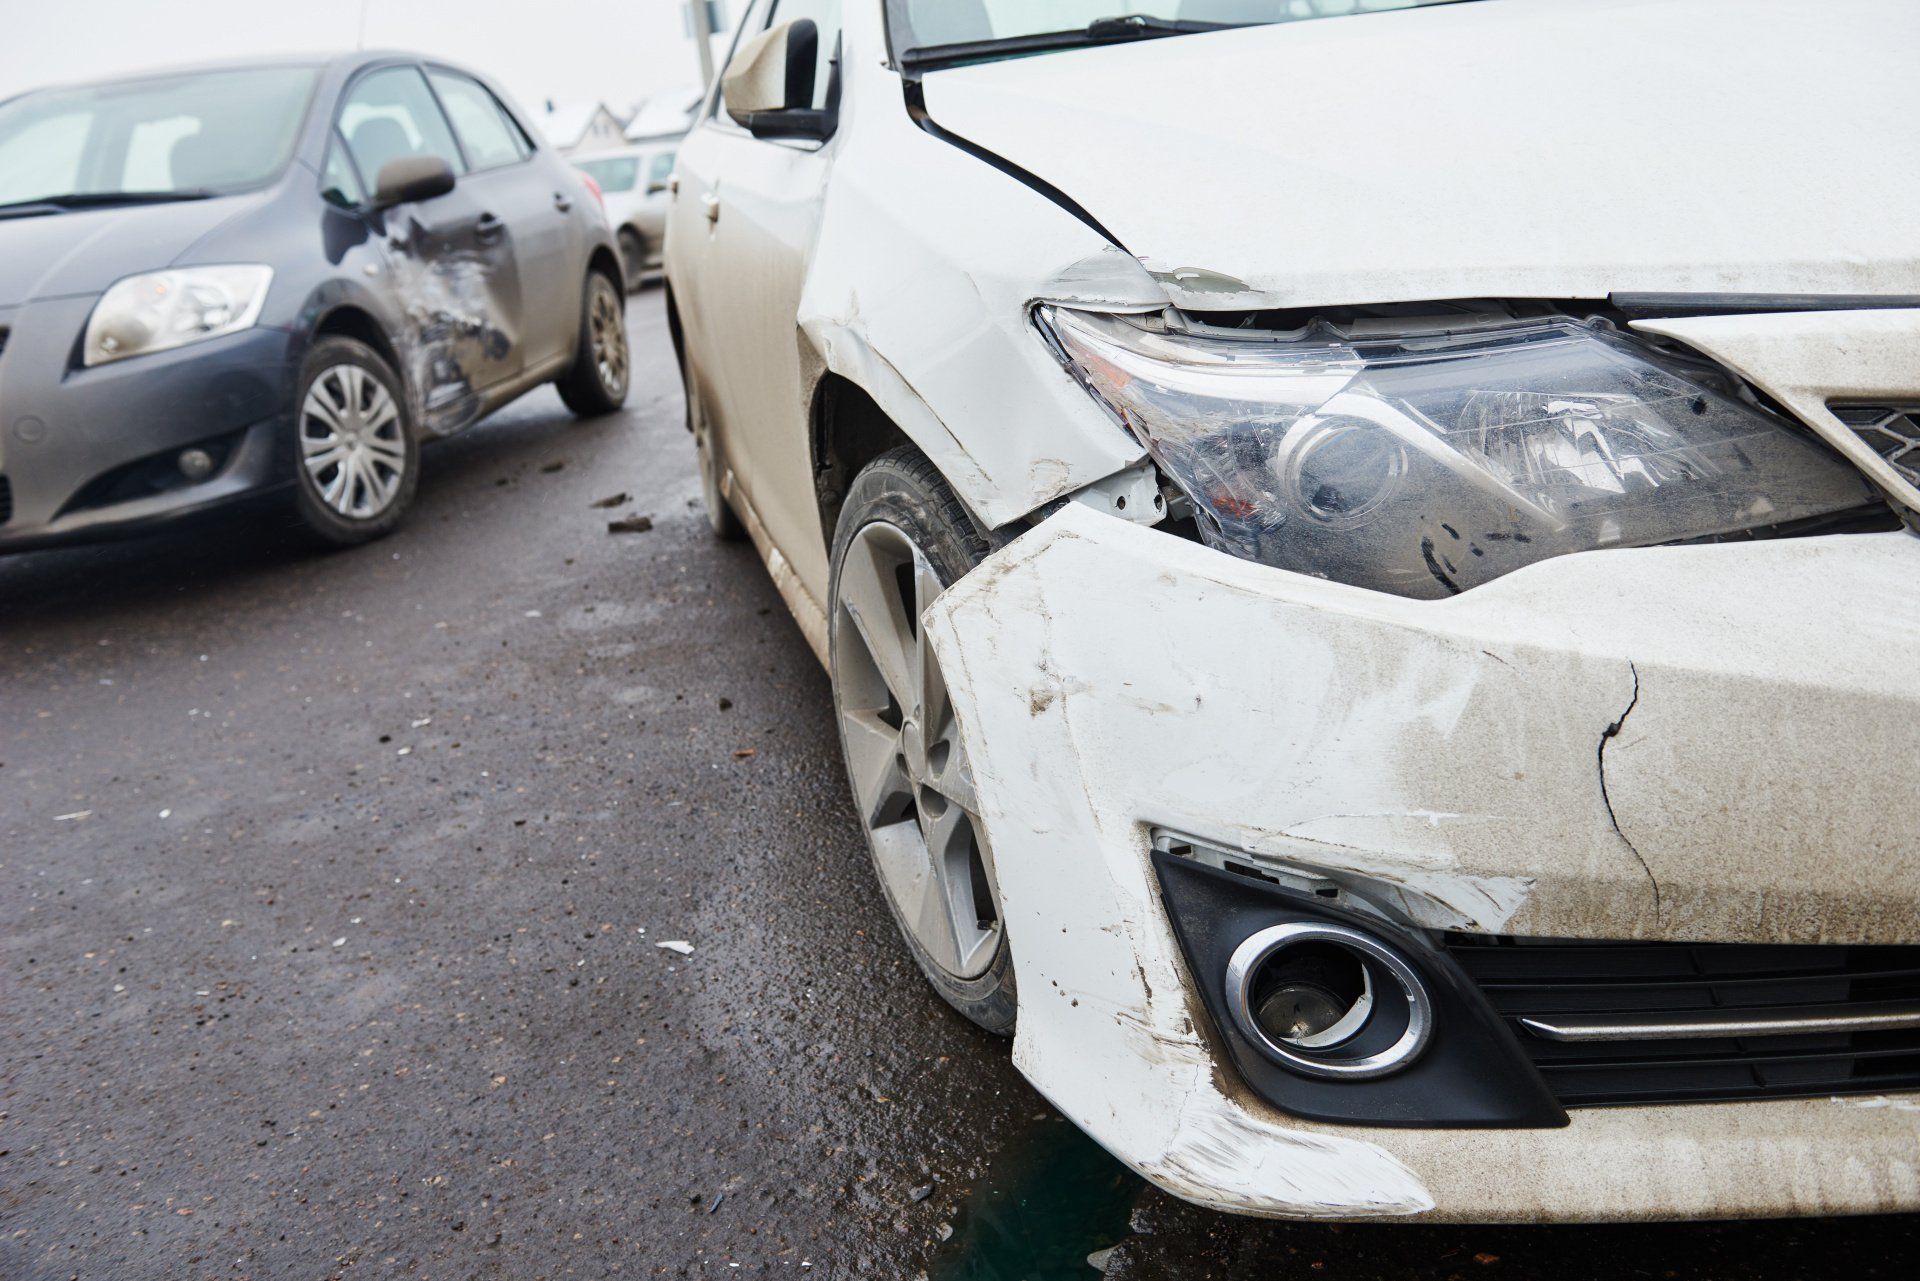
[1152,843,1566,1129]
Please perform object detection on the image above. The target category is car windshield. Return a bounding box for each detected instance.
[575,154,641,194]
[0,66,318,208]
[888,0,1480,68]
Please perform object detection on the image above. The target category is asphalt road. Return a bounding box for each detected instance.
[4,290,1916,1280]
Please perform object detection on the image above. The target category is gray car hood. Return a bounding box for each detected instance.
[919,0,1920,309]
[0,194,256,306]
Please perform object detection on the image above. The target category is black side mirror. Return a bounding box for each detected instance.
[724,18,834,141]
[372,155,457,208]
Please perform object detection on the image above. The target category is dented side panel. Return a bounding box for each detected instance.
[924,506,1920,1219]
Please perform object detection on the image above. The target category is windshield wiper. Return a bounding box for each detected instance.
[0,189,217,218]
[901,13,1249,72]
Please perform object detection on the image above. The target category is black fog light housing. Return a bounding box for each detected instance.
[1153,849,1564,1128]
[1227,922,1431,1079]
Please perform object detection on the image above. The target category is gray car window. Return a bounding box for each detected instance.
[339,66,468,187]
[320,132,365,206]
[428,71,526,171]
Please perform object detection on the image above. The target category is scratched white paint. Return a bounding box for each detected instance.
[926,505,1920,1217]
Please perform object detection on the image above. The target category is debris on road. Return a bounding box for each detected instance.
[53,810,92,821]
[590,492,629,509]
[540,460,566,473]
[732,748,756,759]
[909,1184,933,1203]
[656,940,694,956]
[607,515,654,534]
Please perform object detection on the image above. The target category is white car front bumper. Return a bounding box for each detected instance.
[923,503,1920,1221]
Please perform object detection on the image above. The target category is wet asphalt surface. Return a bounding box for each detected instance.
[4,289,1918,1280]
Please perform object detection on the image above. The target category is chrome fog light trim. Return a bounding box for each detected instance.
[1225,921,1434,1080]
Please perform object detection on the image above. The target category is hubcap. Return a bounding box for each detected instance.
[590,280,628,395]
[833,522,1001,980]
[300,364,404,520]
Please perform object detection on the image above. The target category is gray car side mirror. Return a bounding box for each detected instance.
[724,18,833,141]
[372,155,457,208]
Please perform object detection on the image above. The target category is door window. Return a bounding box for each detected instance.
[339,66,467,187]
[320,133,365,206]
[646,150,676,191]
[428,71,529,171]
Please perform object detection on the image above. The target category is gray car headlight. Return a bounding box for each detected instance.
[1041,307,1878,598]
[83,265,273,367]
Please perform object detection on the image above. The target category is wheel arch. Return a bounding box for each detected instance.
[313,304,404,386]
[810,372,917,552]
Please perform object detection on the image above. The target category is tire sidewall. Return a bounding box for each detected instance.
[289,337,419,547]
[828,448,1017,1034]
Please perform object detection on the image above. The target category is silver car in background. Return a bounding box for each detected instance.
[574,141,678,291]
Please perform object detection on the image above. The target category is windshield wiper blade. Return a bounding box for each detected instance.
[901,13,1249,71]
[0,189,217,215]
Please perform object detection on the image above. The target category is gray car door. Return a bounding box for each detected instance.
[340,64,522,433]
[427,69,579,373]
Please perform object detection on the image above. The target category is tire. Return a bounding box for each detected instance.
[617,228,647,293]
[556,268,630,417]
[829,446,1016,1034]
[683,349,743,540]
[289,337,420,549]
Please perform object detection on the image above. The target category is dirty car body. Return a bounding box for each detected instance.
[0,52,625,554]
[665,0,1920,1221]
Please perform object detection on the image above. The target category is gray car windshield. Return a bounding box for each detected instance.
[889,0,1479,68]
[0,66,318,207]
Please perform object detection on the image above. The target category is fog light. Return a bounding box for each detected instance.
[177,448,215,481]
[1225,922,1432,1079]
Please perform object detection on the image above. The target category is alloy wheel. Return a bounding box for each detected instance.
[590,278,629,396]
[833,521,1002,980]
[300,363,406,520]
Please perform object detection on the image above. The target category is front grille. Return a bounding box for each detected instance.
[1446,936,1920,1107]
[1832,405,1920,488]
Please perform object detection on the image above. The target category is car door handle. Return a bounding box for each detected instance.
[701,192,720,225]
[553,191,573,213]
[475,212,506,243]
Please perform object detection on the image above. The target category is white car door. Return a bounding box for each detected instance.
[674,0,844,601]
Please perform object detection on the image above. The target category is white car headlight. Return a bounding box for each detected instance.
[83,265,274,367]
[1041,307,1880,598]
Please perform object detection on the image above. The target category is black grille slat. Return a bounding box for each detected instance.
[1445,936,1920,1107]
[0,474,11,527]
[1832,404,1920,487]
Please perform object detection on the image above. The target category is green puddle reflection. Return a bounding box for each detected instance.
[929,1111,1140,1281]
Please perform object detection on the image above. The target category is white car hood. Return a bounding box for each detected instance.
[918,0,1920,310]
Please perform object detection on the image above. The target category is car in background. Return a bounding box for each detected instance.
[666,0,1920,1225]
[0,52,630,554]
[573,141,678,291]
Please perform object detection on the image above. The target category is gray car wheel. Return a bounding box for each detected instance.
[829,447,1015,1033]
[289,337,419,548]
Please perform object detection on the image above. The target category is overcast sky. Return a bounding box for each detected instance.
[0,0,733,116]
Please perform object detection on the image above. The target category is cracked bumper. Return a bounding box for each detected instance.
[923,504,1920,1221]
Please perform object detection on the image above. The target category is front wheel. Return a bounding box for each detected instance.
[556,269,630,417]
[289,337,419,548]
[829,447,1016,1034]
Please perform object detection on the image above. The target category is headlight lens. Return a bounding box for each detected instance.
[1043,307,1878,597]
[83,265,273,367]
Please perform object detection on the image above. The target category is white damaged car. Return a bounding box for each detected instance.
[664,0,1920,1222]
